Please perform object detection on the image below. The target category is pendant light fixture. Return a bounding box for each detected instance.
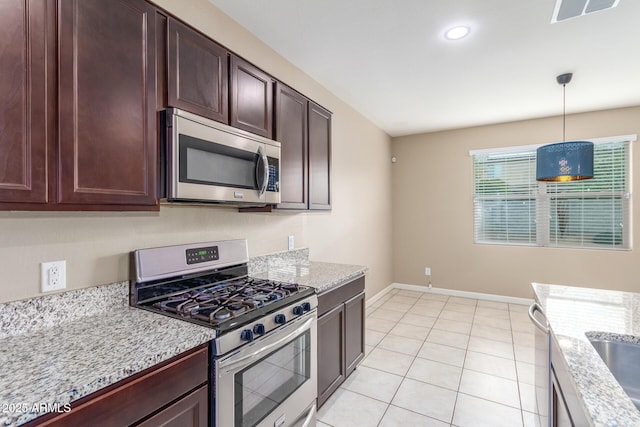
[536,73,594,182]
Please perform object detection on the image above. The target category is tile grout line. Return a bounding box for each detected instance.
[448,300,475,426]
[356,293,534,426]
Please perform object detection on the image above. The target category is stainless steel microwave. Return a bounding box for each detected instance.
[162,108,280,206]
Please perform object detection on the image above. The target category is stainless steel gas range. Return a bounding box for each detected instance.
[130,239,317,427]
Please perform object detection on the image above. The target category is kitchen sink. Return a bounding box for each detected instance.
[589,338,640,411]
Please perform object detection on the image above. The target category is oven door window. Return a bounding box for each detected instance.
[179,134,259,190]
[235,330,312,427]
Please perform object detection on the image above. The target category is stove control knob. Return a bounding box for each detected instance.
[302,302,312,312]
[274,313,287,324]
[293,305,304,316]
[240,329,254,342]
[253,323,266,335]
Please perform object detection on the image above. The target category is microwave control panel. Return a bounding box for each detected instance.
[186,246,219,265]
[267,157,280,192]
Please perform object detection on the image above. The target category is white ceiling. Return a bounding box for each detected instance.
[209,0,640,137]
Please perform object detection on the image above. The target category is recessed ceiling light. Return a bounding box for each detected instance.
[444,26,470,40]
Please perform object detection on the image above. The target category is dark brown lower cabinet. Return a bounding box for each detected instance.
[344,291,365,374]
[317,276,365,408]
[317,303,345,406]
[25,345,209,427]
[136,386,207,427]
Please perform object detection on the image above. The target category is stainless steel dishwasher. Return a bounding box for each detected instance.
[529,301,550,427]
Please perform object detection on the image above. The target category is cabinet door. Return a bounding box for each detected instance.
[345,291,365,375]
[0,0,52,205]
[136,385,208,427]
[275,83,307,209]
[317,303,345,408]
[308,102,331,210]
[58,0,158,207]
[156,12,168,111]
[167,18,228,124]
[230,56,273,138]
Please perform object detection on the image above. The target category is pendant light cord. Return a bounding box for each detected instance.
[556,72,572,142]
[562,82,566,142]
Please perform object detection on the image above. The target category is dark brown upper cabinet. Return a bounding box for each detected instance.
[230,55,274,138]
[269,84,332,211]
[167,17,228,124]
[57,0,158,207]
[0,0,53,205]
[275,83,308,209]
[1,0,159,210]
[308,102,332,210]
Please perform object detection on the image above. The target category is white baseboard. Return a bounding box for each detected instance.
[367,282,533,307]
[365,284,397,308]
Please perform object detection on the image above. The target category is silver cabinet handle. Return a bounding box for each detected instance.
[528,302,549,334]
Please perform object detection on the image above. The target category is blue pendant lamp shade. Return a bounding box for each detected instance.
[536,141,594,182]
[536,73,594,182]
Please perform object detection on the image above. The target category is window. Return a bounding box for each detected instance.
[472,135,634,250]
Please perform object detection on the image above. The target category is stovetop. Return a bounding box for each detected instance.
[140,275,316,334]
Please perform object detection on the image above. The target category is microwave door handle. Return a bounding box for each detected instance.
[256,147,269,197]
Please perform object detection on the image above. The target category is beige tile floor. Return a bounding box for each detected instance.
[317,288,541,427]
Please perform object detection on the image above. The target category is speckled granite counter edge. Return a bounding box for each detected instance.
[532,284,640,427]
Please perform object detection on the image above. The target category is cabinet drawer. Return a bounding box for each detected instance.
[135,385,208,427]
[318,276,365,317]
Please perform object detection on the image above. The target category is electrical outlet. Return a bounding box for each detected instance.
[288,235,295,250]
[424,267,431,276]
[41,261,66,292]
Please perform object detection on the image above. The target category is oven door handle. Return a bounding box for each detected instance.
[219,315,315,374]
[298,403,316,427]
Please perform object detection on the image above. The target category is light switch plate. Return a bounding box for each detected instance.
[288,235,295,250]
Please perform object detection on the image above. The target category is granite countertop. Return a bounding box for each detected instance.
[252,261,367,293]
[0,283,217,427]
[532,283,640,427]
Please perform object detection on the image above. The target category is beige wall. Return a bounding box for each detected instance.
[392,106,640,299]
[0,0,393,303]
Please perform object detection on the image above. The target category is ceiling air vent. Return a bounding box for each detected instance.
[552,0,620,23]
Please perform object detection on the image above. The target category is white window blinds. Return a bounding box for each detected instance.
[472,137,633,250]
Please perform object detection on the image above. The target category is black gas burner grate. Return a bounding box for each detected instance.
[150,277,305,326]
